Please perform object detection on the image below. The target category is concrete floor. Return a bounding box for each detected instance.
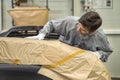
[112,78,120,80]
[0,71,52,80]
[0,72,119,80]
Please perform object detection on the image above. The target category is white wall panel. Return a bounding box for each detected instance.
[46,0,72,20]
[0,1,2,32]
[24,0,73,20]
[2,0,12,30]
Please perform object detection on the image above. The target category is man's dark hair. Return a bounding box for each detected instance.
[79,11,102,32]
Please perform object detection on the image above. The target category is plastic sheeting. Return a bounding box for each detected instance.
[0,37,111,80]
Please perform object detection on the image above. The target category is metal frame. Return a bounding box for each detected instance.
[71,0,74,15]
[0,0,3,32]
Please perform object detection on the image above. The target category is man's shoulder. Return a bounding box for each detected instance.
[95,28,107,39]
[96,28,105,35]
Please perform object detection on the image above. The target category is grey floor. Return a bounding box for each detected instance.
[0,72,119,80]
[0,71,52,80]
[0,64,119,80]
[0,64,52,80]
[112,78,120,80]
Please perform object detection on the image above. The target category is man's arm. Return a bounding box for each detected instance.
[40,18,68,36]
[27,17,70,40]
[95,29,113,62]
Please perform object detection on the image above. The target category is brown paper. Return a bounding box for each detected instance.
[8,8,48,27]
[0,37,111,80]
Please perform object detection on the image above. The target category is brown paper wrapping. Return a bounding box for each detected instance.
[0,37,111,80]
[8,8,48,27]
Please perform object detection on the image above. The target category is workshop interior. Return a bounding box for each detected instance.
[0,0,120,80]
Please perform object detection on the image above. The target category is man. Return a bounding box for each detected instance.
[28,11,113,62]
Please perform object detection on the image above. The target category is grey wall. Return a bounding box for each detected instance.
[106,35,120,77]
[96,0,120,77]
[0,1,2,32]
[2,0,12,30]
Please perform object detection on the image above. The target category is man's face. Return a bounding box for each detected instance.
[77,23,90,34]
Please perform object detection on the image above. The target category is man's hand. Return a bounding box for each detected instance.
[26,33,45,40]
[92,51,108,62]
[92,51,101,58]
